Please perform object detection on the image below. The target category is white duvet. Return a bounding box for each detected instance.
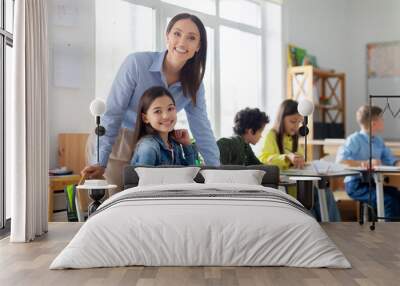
[50,183,351,269]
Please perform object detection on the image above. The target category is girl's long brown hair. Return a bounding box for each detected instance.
[132,86,176,151]
[166,13,207,105]
[273,99,299,154]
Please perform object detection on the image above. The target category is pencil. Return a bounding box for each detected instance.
[78,175,86,186]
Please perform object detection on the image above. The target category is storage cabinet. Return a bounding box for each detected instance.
[287,65,346,140]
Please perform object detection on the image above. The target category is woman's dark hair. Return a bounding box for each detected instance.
[233,107,270,136]
[166,13,207,106]
[273,99,300,154]
[132,86,176,150]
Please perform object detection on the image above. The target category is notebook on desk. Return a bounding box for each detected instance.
[305,160,346,175]
[283,163,344,175]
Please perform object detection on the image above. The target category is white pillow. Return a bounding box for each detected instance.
[200,169,265,185]
[135,167,200,186]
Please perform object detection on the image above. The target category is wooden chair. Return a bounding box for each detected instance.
[58,133,89,175]
[48,133,89,221]
[58,133,91,215]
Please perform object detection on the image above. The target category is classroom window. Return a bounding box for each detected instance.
[265,1,283,122]
[1,0,14,231]
[5,44,11,221]
[0,36,3,230]
[161,0,216,15]
[219,0,261,28]
[5,0,13,33]
[219,26,262,137]
[95,1,156,99]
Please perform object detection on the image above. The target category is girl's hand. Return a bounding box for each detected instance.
[172,129,191,146]
[287,153,305,169]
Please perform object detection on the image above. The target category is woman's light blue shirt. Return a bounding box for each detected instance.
[98,50,220,167]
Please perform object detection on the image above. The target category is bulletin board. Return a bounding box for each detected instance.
[367,41,400,140]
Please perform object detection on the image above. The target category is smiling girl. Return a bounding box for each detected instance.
[131,86,197,166]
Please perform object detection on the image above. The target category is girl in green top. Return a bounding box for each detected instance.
[259,99,341,221]
[259,99,304,169]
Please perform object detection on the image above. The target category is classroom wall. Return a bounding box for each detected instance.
[347,0,400,137]
[284,0,400,134]
[47,0,400,168]
[48,0,95,169]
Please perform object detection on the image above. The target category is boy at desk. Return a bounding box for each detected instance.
[217,107,269,165]
[337,105,400,218]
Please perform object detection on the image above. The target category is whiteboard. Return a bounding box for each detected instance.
[367,41,400,140]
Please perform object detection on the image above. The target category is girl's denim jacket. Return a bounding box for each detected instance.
[131,134,198,166]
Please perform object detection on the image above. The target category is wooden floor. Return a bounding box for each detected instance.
[0,223,399,286]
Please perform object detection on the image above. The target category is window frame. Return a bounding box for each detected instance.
[0,0,13,232]
[125,0,276,138]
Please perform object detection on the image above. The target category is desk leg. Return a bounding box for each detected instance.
[374,173,385,222]
[316,183,329,222]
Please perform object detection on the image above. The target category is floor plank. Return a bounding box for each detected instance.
[0,222,399,286]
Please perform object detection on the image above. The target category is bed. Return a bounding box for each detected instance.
[50,165,350,269]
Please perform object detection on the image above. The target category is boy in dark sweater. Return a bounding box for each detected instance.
[217,108,269,165]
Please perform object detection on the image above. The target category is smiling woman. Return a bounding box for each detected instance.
[81,13,220,194]
[164,14,207,105]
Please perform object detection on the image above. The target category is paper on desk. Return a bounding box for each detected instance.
[373,165,400,172]
[345,165,400,172]
[304,160,346,174]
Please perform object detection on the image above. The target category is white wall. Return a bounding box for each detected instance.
[284,0,400,134]
[48,0,95,168]
[284,0,351,131]
[348,0,400,137]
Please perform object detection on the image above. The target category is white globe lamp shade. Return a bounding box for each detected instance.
[298,98,314,116]
[90,98,106,116]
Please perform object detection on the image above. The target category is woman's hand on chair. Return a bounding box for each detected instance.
[81,165,105,179]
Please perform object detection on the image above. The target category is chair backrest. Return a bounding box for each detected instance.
[58,133,89,174]
[323,138,346,158]
[123,164,280,190]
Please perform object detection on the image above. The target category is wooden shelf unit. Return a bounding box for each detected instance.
[287,66,346,133]
[287,65,346,159]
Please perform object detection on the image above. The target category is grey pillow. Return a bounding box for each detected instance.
[135,167,201,186]
[200,169,266,185]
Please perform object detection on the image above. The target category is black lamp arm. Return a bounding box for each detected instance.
[304,116,308,162]
[94,116,106,164]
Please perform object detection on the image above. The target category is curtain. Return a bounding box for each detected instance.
[10,0,49,242]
